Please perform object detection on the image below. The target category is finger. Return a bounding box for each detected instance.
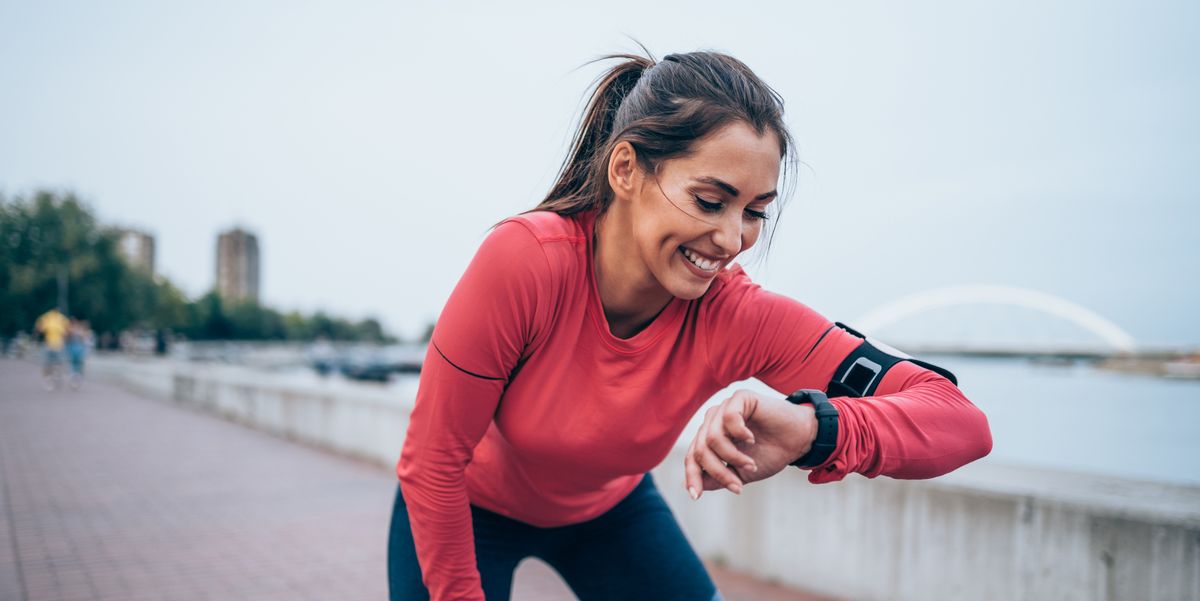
[718,395,759,469]
[684,407,720,499]
[700,471,723,492]
[707,412,758,473]
[713,393,758,469]
[684,431,704,500]
[686,405,722,499]
[722,394,757,445]
[695,441,743,494]
[695,414,745,494]
[694,409,725,493]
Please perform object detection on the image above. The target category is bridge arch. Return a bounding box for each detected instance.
[854,284,1136,352]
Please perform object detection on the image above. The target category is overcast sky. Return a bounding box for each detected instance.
[2,0,1197,347]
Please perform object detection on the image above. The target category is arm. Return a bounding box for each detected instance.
[692,270,992,488]
[793,353,994,483]
[396,220,550,601]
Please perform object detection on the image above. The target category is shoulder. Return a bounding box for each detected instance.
[465,210,590,294]
[492,210,589,280]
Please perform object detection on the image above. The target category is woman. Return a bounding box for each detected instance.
[390,49,992,601]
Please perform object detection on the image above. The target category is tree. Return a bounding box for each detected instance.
[150,279,190,331]
[1,188,397,343]
[0,190,157,337]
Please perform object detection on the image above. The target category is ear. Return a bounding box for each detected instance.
[607,140,640,198]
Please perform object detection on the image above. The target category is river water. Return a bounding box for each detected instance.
[937,356,1200,486]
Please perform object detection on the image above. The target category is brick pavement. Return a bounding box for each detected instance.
[0,359,836,601]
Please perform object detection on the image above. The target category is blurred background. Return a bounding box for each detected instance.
[2,1,1197,600]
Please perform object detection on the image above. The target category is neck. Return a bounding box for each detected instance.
[593,205,673,339]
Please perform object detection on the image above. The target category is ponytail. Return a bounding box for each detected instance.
[537,54,653,216]
[531,46,795,255]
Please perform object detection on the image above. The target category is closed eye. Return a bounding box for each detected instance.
[694,196,722,213]
[692,196,770,221]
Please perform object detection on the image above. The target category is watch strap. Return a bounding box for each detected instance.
[786,389,839,468]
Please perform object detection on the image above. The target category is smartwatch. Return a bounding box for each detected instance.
[785,389,839,468]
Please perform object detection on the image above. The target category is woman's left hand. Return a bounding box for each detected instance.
[683,389,817,500]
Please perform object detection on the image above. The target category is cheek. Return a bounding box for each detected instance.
[741,223,763,250]
[633,219,674,266]
[647,216,694,251]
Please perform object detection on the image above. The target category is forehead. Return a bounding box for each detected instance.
[665,122,781,195]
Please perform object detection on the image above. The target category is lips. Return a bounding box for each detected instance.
[679,246,721,273]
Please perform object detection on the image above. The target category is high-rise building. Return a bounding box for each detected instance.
[117,229,155,274]
[216,227,260,303]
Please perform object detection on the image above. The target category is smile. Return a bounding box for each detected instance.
[679,246,720,272]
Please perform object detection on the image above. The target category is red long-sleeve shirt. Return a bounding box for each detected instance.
[396,209,992,600]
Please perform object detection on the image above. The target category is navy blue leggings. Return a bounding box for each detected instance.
[388,473,720,601]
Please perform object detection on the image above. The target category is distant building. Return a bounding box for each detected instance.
[216,227,260,304]
[117,229,155,274]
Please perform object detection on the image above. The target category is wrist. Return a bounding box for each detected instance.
[787,401,818,461]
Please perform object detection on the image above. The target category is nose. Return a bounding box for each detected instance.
[710,213,743,257]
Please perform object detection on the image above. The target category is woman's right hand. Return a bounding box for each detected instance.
[683,389,817,500]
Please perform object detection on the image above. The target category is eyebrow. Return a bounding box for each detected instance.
[693,176,777,201]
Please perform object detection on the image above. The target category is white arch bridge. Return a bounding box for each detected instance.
[851,284,1144,358]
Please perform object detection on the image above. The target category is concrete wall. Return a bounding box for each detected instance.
[94,357,1200,601]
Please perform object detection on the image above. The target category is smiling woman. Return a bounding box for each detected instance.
[390,48,992,601]
[595,121,782,322]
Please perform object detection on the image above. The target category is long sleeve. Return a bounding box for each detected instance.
[396,220,552,601]
[704,266,992,484]
[802,358,994,484]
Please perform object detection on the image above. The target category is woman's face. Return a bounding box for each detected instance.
[621,121,781,301]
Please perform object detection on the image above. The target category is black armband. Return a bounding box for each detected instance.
[826,321,958,399]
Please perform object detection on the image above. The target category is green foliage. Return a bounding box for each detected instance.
[177,300,389,342]
[0,189,148,335]
[0,189,392,342]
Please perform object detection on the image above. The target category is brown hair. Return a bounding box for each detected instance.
[534,47,797,253]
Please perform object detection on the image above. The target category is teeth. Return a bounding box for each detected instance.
[681,247,718,271]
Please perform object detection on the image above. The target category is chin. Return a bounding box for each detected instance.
[665,277,715,300]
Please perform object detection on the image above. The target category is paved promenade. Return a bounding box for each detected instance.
[0,359,833,601]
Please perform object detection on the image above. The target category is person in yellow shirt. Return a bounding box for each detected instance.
[34,308,70,389]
